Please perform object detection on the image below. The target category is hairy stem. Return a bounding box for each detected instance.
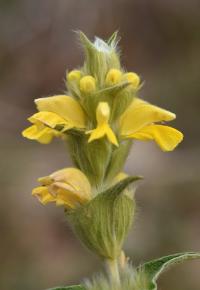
[105,258,120,287]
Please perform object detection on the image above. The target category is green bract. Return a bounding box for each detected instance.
[67,177,140,259]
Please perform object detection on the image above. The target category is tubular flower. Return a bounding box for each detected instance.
[22,95,86,144]
[120,98,183,151]
[87,102,118,146]
[32,168,91,208]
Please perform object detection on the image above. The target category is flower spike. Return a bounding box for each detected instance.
[21,33,188,290]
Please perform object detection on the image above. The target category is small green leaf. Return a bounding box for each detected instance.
[47,285,86,290]
[140,252,200,290]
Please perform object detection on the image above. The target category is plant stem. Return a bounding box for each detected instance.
[105,258,120,287]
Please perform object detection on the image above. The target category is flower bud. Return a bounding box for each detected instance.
[105,69,122,86]
[123,72,140,88]
[80,75,96,93]
[67,70,82,82]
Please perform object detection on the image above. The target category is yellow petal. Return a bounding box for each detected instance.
[128,124,183,151]
[38,176,53,186]
[120,98,176,136]
[32,186,56,205]
[33,168,92,209]
[48,168,91,208]
[52,186,84,208]
[96,102,110,124]
[35,95,86,128]
[28,111,72,130]
[87,124,118,146]
[105,126,119,146]
[50,168,91,202]
[87,102,118,146]
[55,195,76,208]
[87,125,106,141]
[22,124,58,144]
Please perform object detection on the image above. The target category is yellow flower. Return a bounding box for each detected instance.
[120,98,183,151]
[32,168,91,208]
[87,102,118,146]
[22,123,61,144]
[80,75,96,93]
[123,72,140,88]
[105,69,122,86]
[22,95,86,144]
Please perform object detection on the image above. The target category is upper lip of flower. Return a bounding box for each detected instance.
[34,95,86,128]
[119,97,183,151]
[120,97,176,136]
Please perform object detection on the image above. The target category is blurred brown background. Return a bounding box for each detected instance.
[0,0,200,289]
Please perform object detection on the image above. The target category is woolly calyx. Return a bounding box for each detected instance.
[66,176,141,259]
[79,31,121,86]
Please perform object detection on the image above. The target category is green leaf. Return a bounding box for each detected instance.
[140,252,200,290]
[47,285,86,290]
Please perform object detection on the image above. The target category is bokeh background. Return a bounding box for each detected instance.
[1,0,200,289]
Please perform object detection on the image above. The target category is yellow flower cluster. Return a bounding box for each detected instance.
[22,91,182,150]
